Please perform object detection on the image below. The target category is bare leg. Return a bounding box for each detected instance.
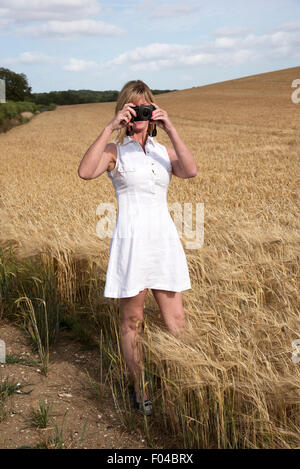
[119,288,150,402]
[151,289,186,337]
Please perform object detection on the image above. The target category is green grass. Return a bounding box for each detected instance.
[31,399,54,428]
[2,244,298,448]
[0,377,33,422]
[0,245,68,376]
[0,100,56,125]
[6,353,39,367]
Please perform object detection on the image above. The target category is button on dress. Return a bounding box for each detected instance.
[103,135,192,298]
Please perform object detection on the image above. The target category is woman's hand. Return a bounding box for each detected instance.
[150,102,174,133]
[107,103,137,132]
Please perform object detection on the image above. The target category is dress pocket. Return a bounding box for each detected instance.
[119,164,136,172]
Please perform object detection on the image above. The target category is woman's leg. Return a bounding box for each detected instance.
[151,289,185,337]
[119,288,150,402]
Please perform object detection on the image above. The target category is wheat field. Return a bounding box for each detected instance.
[0,66,300,448]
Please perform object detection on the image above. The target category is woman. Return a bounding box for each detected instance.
[78,80,197,416]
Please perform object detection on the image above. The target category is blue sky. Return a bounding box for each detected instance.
[1,0,300,93]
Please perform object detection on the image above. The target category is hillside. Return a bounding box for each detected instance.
[0,66,299,449]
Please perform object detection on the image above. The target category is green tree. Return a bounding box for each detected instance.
[0,67,32,101]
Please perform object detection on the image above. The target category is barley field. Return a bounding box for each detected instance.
[0,66,300,448]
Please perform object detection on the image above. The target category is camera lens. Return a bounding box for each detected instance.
[142,108,150,118]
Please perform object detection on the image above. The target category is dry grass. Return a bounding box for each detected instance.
[0,65,300,448]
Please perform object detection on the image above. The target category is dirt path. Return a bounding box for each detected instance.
[0,319,157,449]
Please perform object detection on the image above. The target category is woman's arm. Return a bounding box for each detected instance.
[151,102,197,179]
[165,127,197,178]
[78,103,137,180]
[78,125,114,180]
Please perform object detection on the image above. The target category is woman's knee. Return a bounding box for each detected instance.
[120,309,144,334]
[163,308,185,330]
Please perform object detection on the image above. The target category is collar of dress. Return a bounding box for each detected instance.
[120,135,155,147]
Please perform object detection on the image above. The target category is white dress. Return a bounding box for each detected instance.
[103,134,192,298]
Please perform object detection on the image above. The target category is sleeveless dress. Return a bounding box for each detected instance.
[103,134,192,298]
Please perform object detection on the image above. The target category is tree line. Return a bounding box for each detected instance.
[0,68,176,106]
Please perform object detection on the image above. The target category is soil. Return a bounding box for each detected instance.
[0,319,170,449]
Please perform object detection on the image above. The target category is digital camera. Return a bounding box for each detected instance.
[131,104,156,122]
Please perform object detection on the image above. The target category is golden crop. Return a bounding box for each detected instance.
[1,66,299,447]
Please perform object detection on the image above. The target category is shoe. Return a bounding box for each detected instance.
[132,390,153,416]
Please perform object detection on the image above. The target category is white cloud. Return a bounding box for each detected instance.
[150,3,199,19]
[63,58,99,71]
[17,19,125,38]
[215,37,239,48]
[21,25,297,75]
[102,27,300,71]
[0,0,124,39]
[2,51,61,65]
[230,49,257,65]
[0,17,13,29]
[0,0,101,22]
[104,42,250,71]
[213,26,255,36]
[107,43,191,66]
[137,0,199,19]
[274,21,300,32]
[241,30,300,49]
[179,53,215,66]
[62,41,255,74]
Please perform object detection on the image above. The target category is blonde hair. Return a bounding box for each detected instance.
[114,80,156,144]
